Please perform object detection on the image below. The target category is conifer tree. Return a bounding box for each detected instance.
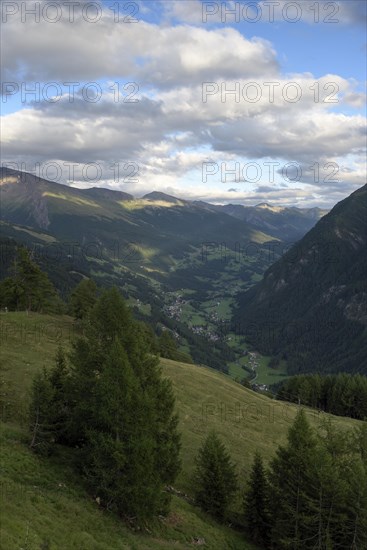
[138,322,159,354]
[336,457,367,550]
[69,278,97,320]
[0,247,61,313]
[193,431,237,520]
[29,368,54,455]
[243,452,270,546]
[48,347,70,444]
[269,409,321,549]
[159,330,178,360]
[353,421,367,464]
[307,439,343,549]
[84,341,162,519]
[323,421,367,549]
[67,287,181,521]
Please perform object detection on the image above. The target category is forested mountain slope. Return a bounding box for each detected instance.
[234,184,367,375]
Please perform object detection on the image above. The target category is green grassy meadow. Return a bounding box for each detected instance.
[0,312,362,549]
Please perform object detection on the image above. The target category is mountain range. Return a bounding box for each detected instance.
[0,167,326,306]
[0,167,325,242]
[1,167,365,376]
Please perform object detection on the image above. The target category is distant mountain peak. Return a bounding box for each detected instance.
[255,203,284,213]
[142,191,186,205]
[256,202,273,208]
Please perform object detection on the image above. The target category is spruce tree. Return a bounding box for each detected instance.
[67,287,181,521]
[0,247,61,313]
[138,322,159,354]
[307,438,344,549]
[69,278,97,320]
[269,409,321,549]
[353,421,367,464]
[29,368,54,455]
[337,457,367,550]
[193,431,237,520]
[159,330,178,360]
[324,421,367,549]
[84,341,162,519]
[48,347,70,444]
[243,452,270,546]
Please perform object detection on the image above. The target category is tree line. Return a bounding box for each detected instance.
[277,373,367,420]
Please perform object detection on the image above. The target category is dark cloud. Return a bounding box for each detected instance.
[256,185,281,193]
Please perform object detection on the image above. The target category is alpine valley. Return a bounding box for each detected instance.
[0,166,331,378]
[1,167,366,382]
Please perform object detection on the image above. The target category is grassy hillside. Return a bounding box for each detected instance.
[162,359,359,491]
[1,422,256,550]
[0,312,362,549]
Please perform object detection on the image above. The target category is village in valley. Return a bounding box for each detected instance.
[163,292,270,392]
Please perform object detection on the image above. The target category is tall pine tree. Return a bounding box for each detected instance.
[243,451,270,546]
[193,431,237,520]
[269,409,322,549]
[84,341,162,519]
[66,287,181,521]
[29,368,54,455]
[69,278,97,320]
[48,347,70,444]
[0,247,61,313]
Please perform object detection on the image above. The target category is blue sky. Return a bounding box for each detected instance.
[1,0,366,207]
